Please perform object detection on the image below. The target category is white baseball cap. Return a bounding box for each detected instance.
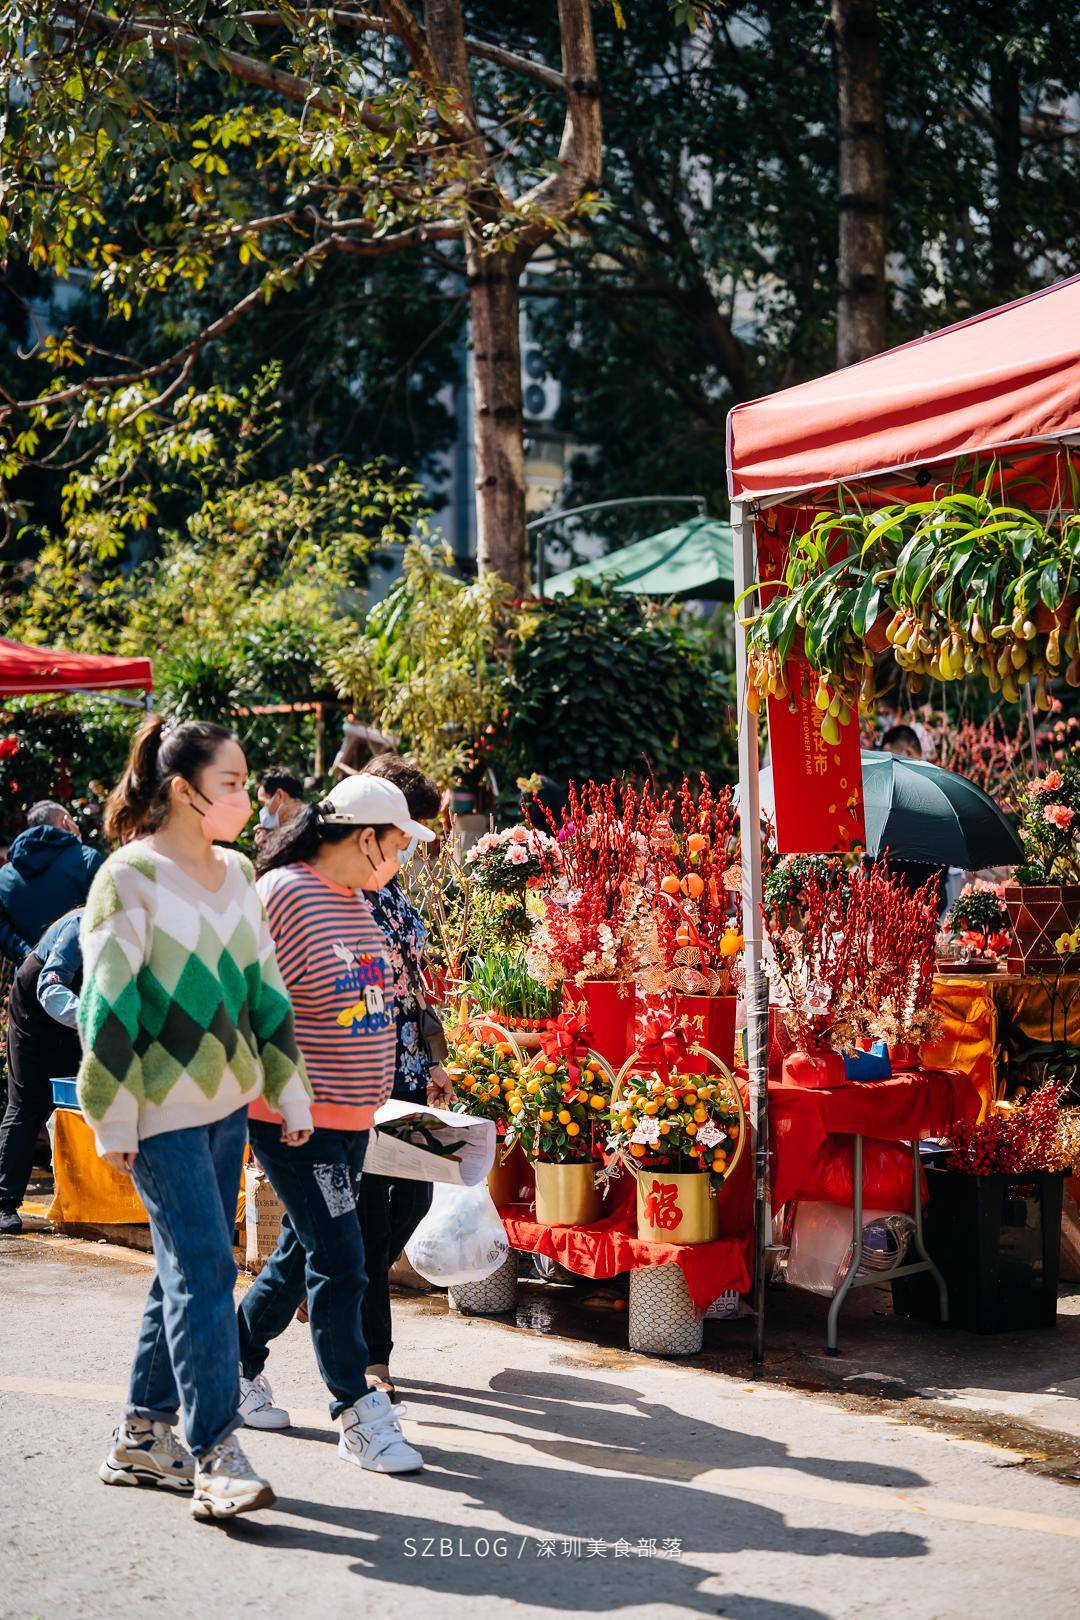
[320,774,436,841]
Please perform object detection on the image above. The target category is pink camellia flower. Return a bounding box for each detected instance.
[1032,770,1064,795]
[508,825,530,843]
[506,843,530,865]
[1044,802,1075,829]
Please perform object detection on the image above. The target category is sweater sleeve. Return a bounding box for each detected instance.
[249,874,313,1133]
[76,859,148,1156]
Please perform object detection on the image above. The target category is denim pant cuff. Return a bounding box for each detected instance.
[124,1402,181,1427]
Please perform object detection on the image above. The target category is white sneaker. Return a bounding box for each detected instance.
[239,1369,290,1430]
[192,1433,276,1520]
[99,1418,195,1493]
[338,1390,424,1474]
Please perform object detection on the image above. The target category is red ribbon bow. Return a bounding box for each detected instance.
[634,994,689,1077]
[539,1010,592,1086]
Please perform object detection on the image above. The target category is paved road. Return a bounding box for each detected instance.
[2,1235,1079,1620]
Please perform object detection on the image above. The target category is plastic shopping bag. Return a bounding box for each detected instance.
[405,1180,509,1286]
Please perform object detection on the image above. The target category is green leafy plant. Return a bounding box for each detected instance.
[742,466,1080,739]
[467,952,562,1023]
[504,588,735,786]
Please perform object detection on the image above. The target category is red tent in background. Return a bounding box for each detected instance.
[0,637,152,698]
[727,272,1080,509]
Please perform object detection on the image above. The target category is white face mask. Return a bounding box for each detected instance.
[259,806,280,831]
[397,836,418,869]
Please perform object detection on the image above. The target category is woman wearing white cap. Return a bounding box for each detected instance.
[236,774,434,1473]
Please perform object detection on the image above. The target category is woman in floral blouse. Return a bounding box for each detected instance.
[358,754,449,1399]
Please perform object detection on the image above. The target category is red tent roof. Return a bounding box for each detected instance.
[727,275,1080,507]
[0,638,152,697]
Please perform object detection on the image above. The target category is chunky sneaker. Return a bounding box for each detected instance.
[338,1390,423,1474]
[239,1369,290,1430]
[98,1418,195,1492]
[0,1206,22,1237]
[192,1434,276,1520]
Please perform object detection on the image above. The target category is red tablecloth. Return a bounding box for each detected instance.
[500,1159,753,1313]
[767,1067,980,1210]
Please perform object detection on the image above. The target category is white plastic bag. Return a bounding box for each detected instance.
[405,1180,509,1286]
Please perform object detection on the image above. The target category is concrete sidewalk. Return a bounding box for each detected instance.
[2,1233,1079,1620]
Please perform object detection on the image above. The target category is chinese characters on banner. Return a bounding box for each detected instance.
[765,665,866,854]
[757,512,866,856]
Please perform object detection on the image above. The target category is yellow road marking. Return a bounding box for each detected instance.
[1,1376,1078,1540]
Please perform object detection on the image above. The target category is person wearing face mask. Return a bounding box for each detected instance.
[356,753,448,1401]
[235,774,434,1474]
[255,768,306,847]
[77,716,313,1520]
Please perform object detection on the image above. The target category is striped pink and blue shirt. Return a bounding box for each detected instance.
[249,863,399,1131]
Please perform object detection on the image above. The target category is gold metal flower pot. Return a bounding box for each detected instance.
[534,1160,602,1227]
[635,1170,719,1245]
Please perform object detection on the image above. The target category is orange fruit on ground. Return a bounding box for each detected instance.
[557,1109,571,1125]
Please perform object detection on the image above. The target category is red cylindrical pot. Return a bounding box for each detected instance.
[781,1048,846,1089]
[562,979,635,1068]
[674,994,737,1072]
[889,1042,920,1071]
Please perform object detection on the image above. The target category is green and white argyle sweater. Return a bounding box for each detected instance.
[77,842,313,1155]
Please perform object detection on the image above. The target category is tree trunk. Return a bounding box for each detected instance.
[469,249,529,594]
[988,42,1022,299]
[831,0,887,367]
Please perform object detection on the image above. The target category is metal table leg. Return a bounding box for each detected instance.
[826,1133,863,1355]
[909,1139,948,1323]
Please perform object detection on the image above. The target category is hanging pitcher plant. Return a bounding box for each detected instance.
[740,461,1080,740]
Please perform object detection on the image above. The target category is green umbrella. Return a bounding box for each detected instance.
[752,751,1023,868]
[544,516,733,600]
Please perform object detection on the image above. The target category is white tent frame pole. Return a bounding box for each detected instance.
[731,500,771,1365]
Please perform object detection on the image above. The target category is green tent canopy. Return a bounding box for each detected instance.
[544,516,734,600]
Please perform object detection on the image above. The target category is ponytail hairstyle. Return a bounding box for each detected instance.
[105,715,238,845]
[255,801,392,877]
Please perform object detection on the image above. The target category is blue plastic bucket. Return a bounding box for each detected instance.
[50,1077,79,1109]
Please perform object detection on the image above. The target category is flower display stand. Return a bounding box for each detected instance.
[448,1251,519,1316]
[628,1264,703,1355]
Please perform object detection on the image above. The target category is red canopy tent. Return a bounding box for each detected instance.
[0,638,152,699]
[724,275,1080,1361]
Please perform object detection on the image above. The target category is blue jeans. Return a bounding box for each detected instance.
[239,1122,370,1419]
[125,1107,247,1457]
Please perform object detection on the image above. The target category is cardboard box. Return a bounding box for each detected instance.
[244,1163,285,1274]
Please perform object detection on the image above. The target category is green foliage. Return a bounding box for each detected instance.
[467,951,562,1021]
[503,589,735,786]
[326,540,514,787]
[1014,760,1080,884]
[0,697,139,843]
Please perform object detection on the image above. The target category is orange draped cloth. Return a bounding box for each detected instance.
[45,1108,247,1230]
[927,972,1080,1111]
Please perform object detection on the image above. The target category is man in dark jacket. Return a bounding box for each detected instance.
[0,908,84,1233]
[0,802,102,966]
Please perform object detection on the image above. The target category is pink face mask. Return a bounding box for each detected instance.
[362,833,399,891]
[192,787,253,844]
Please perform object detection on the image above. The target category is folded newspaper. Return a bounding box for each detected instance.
[365,1099,496,1186]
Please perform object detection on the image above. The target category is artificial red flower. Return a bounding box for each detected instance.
[0,736,18,759]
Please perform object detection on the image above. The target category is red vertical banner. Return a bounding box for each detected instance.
[754,510,866,856]
[766,663,866,854]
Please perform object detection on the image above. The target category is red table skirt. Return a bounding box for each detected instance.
[766,1067,981,1211]
[500,1176,753,1314]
